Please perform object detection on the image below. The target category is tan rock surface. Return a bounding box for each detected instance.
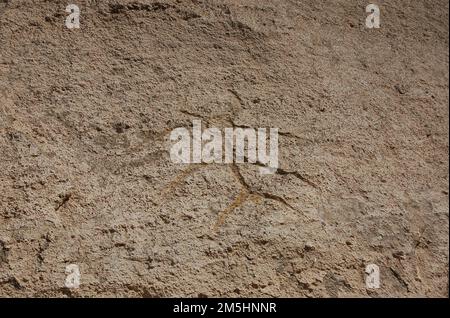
[0,0,448,297]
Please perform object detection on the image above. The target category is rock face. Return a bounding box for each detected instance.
[0,0,448,297]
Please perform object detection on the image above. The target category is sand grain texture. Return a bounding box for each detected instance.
[0,0,448,297]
